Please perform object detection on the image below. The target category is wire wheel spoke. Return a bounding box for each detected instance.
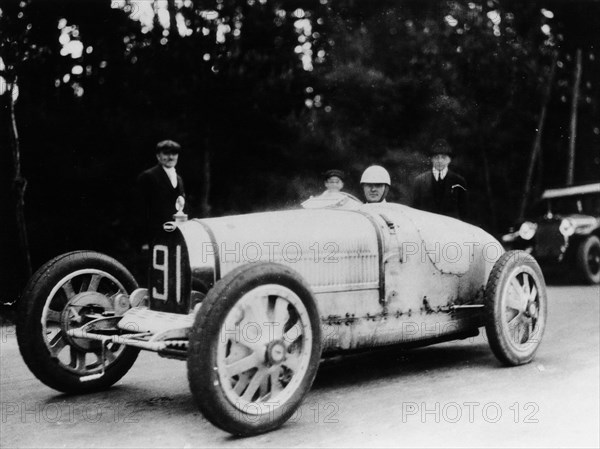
[62,280,76,300]
[521,274,531,299]
[283,322,303,348]
[46,309,62,324]
[69,347,88,372]
[245,294,269,327]
[506,279,526,311]
[224,306,244,332]
[80,273,102,293]
[528,284,538,303]
[519,320,532,344]
[269,296,290,339]
[283,352,300,373]
[241,367,269,402]
[269,368,284,397]
[233,373,251,396]
[258,370,271,399]
[225,352,261,378]
[237,299,269,348]
[48,332,68,358]
[507,311,523,331]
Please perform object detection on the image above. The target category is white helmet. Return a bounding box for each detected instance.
[360,165,391,185]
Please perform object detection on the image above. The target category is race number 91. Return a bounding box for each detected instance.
[152,244,182,305]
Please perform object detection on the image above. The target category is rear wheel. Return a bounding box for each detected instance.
[576,235,600,284]
[484,250,547,366]
[187,263,322,436]
[17,251,140,393]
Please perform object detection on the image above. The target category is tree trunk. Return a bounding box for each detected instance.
[152,0,161,30]
[9,79,32,281]
[480,147,497,232]
[167,0,178,36]
[518,52,558,222]
[566,49,582,186]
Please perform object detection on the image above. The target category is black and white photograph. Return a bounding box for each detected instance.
[1,0,599,447]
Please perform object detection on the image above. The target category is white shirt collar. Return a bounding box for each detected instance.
[432,167,448,180]
[162,166,178,188]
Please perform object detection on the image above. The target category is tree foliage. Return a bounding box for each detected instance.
[1,0,598,299]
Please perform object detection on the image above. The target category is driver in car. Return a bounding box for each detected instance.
[360,165,390,203]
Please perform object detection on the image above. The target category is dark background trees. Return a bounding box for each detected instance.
[1,0,599,304]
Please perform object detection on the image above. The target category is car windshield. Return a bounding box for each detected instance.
[301,192,363,210]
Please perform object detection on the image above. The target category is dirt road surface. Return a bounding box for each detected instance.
[1,285,598,448]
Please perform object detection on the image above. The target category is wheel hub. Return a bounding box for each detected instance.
[60,291,113,351]
[265,340,286,365]
[526,301,538,318]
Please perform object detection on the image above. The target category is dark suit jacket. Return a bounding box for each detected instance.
[134,165,185,246]
[412,170,468,221]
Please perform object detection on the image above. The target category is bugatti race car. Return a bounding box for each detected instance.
[17,194,547,436]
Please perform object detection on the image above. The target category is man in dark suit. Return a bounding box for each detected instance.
[412,139,468,221]
[134,140,185,249]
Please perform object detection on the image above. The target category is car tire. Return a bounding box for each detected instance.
[17,251,140,393]
[576,235,600,284]
[187,262,322,436]
[484,250,547,366]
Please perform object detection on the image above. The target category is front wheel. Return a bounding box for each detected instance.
[576,235,600,284]
[187,263,322,436]
[484,250,548,366]
[17,251,140,393]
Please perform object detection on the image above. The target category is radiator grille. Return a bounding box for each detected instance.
[535,222,563,259]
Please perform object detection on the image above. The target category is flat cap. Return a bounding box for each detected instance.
[156,140,181,154]
[323,169,345,181]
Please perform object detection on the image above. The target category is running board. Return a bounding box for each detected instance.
[117,307,195,335]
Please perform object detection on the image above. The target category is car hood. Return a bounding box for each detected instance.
[180,204,501,280]
[363,203,502,275]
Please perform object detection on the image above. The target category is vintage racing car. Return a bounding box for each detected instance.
[502,182,600,284]
[17,195,548,435]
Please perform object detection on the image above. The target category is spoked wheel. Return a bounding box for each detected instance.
[187,263,322,436]
[576,235,600,284]
[484,250,548,366]
[17,251,140,393]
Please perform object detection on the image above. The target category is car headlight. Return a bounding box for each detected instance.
[559,218,575,237]
[518,221,537,240]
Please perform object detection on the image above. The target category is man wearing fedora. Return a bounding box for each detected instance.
[134,139,186,249]
[412,139,468,221]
